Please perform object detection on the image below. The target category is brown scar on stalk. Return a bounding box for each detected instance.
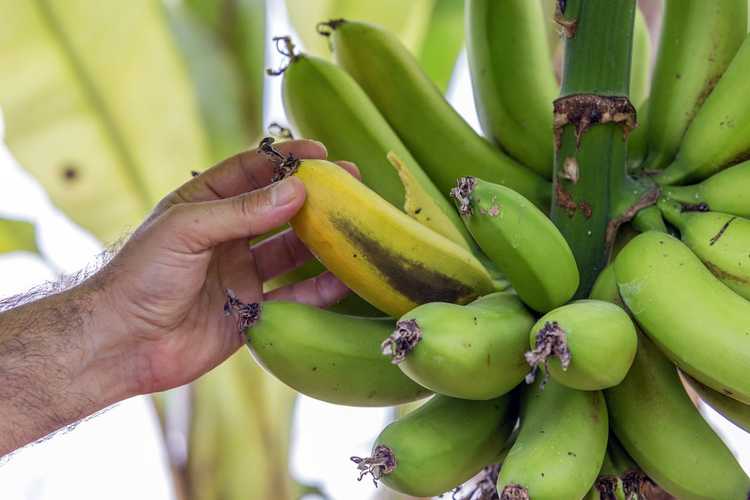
[605,188,661,258]
[351,445,397,487]
[553,95,637,150]
[381,319,423,364]
[554,0,577,38]
[555,182,591,219]
[560,157,580,183]
[709,217,737,245]
[524,321,571,389]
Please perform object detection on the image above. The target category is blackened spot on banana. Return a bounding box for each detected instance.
[500,484,529,500]
[681,202,710,213]
[351,444,397,487]
[524,321,571,388]
[594,476,619,500]
[332,217,475,304]
[704,261,749,284]
[450,176,477,216]
[382,319,422,364]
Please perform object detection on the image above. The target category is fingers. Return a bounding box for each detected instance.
[164,176,306,253]
[251,228,313,282]
[264,271,350,308]
[335,160,361,180]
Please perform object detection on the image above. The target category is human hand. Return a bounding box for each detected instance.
[92,140,357,397]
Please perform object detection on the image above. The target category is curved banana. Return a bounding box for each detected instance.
[464,0,557,177]
[605,333,750,499]
[662,160,750,218]
[680,371,750,434]
[660,200,750,300]
[382,292,535,400]
[629,7,651,110]
[279,45,476,251]
[352,394,516,497]
[324,19,551,206]
[614,231,750,403]
[525,300,637,391]
[643,0,747,172]
[246,301,430,406]
[273,155,495,317]
[497,379,608,500]
[451,176,579,312]
[659,32,750,185]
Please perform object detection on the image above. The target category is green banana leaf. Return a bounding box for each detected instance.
[182,0,266,144]
[0,218,38,255]
[0,0,233,244]
[417,0,465,92]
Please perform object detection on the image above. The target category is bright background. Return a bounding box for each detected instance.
[0,1,748,499]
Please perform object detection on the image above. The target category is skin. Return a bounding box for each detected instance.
[0,140,358,457]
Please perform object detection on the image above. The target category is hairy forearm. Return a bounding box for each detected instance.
[0,274,133,457]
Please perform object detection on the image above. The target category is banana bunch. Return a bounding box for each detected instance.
[225,1,750,497]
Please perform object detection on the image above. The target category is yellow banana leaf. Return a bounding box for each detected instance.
[0,218,38,255]
[0,0,224,244]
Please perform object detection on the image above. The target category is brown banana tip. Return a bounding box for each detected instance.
[450,176,477,216]
[267,122,294,140]
[524,321,571,389]
[266,36,298,76]
[501,484,530,500]
[381,319,422,364]
[351,445,396,487]
[594,476,619,500]
[223,289,262,334]
[452,464,500,500]
[622,470,648,499]
[257,137,301,181]
[316,18,347,37]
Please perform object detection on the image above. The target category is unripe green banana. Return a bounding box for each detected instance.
[497,379,608,500]
[246,301,431,406]
[323,19,551,206]
[614,231,750,404]
[382,292,535,400]
[660,200,750,300]
[662,160,750,218]
[525,300,637,391]
[451,176,579,312]
[680,371,750,434]
[279,44,475,250]
[627,98,649,172]
[643,0,747,172]
[464,0,557,177]
[352,394,516,497]
[629,8,651,110]
[605,333,750,500]
[659,31,750,185]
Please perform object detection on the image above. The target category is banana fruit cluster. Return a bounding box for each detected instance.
[230,3,750,498]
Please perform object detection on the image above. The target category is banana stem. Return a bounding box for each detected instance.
[551,0,637,296]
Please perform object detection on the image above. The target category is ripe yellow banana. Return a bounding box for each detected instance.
[323,19,551,206]
[660,200,750,300]
[263,147,494,318]
[465,0,557,178]
[605,333,750,499]
[659,32,750,185]
[662,160,750,218]
[643,0,747,172]
[614,231,750,404]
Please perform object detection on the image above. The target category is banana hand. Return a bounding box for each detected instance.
[662,160,750,218]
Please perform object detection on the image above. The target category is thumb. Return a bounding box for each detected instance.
[164,176,306,252]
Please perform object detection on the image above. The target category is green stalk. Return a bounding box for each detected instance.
[550,0,637,296]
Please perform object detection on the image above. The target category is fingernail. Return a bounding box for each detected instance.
[311,140,328,156]
[271,177,299,206]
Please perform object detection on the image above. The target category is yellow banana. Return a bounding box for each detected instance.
[262,143,494,318]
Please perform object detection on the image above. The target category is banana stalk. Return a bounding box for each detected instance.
[550,0,638,296]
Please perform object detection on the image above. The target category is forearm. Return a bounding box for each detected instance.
[0,277,133,456]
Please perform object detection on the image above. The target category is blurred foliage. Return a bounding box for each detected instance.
[0,218,38,255]
[285,0,464,92]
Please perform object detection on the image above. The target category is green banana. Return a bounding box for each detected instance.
[451,176,579,312]
[382,292,535,400]
[497,379,608,500]
[660,200,750,300]
[352,394,516,497]
[626,98,649,172]
[464,0,557,177]
[659,31,750,185]
[279,42,476,251]
[643,0,747,172]
[680,371,750,434]
[629,7,651,110]
[323,19,551,206]
[525,300,637,391]
[614,231,750,404]
[662,160,750,217]
[605,333,750,500]
[246,301,431,406]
